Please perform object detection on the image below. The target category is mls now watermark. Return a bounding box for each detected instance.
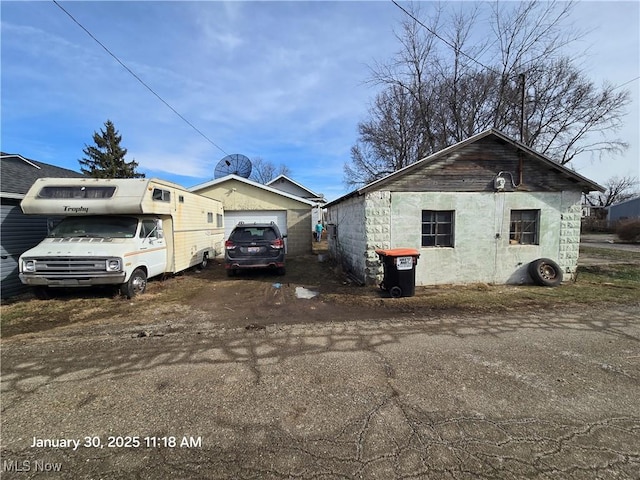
[3,459,63,473]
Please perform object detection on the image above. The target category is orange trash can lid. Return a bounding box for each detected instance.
[375,248,420,257]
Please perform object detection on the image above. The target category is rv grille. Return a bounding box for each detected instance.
[51,237,113,243]
[31,257,109,274]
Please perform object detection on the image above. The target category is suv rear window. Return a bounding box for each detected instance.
[230,227,278,242]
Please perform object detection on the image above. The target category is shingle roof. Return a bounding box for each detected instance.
[1,152,84,198]
[266,174,325,201]
[189,174,318,206]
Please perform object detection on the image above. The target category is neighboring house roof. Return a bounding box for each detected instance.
[608,196,640,210]
[326,129,605,207]
[266,175,326,203]
[1,152,84,199]
[189,174,318,206]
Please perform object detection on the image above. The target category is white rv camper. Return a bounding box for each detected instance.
[19,177,224,297]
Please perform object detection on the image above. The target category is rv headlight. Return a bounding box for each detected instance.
[106,258,122,271]
[23,259,36,272]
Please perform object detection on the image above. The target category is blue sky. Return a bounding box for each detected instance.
[2,1,638,201]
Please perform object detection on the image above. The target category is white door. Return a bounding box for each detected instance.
[137,218,167,277]
[224,210,287,240]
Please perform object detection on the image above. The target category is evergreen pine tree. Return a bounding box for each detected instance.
[79,120,145,178]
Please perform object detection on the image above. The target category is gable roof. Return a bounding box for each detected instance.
[608,195,640,210]
[1,153,85,199]
[326,129,604,207]
[266,175,326,202]
[189,174,318,206]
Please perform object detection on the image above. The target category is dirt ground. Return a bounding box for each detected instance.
[1,242,386,339]
[2,239,639,340]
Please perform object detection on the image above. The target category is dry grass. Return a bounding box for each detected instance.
[2,247,638,338]
[580,245,640,261]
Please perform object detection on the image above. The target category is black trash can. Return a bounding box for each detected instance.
[375,248,420,298]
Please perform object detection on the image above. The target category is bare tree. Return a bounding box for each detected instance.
[346,1,631,187]
[345,85,429,186]
[249,157,291,184]
[585,176,639,208]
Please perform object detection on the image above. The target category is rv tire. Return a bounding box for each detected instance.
[121,268,147,298]
[199,252,209,269]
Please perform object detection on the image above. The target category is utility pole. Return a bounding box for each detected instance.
[519,73,526,143]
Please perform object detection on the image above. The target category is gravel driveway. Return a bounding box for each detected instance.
[2,303,639,479]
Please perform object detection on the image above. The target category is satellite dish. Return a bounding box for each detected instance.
[214,154,252,179]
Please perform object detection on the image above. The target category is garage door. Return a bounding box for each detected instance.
[224,210,287,240]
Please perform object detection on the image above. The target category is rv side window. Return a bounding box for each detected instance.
[38,186,116,199]
[152,188,171,202]
[217,214,223,228]
[207,212,214,223]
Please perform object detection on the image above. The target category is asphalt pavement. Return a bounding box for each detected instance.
[2,305,639,479]
[581,234,640,253]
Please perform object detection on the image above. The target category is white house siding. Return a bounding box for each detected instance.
[326,194,368,283]
[350,190,583,286]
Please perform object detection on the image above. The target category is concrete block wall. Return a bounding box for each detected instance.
[559,191,582,279]
[326,195,367,282]
[328,189,584,286]
[363,191,391,284]
[388,191,578,286]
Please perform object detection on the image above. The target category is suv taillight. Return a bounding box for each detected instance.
[225,240,235,249]
[271,238,284,249]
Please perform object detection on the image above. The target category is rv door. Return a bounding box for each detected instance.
[136,218,167,277]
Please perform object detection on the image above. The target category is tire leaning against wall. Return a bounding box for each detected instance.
[528,258,563,287]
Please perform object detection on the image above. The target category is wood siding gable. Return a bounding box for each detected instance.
[358,130,603,196]
[367,135,594,194]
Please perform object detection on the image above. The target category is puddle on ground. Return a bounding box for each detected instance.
[295,287,319,299]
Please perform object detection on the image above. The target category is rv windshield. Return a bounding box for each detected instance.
[49,216,138,239]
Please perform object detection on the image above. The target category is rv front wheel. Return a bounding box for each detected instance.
[121,268,147,298]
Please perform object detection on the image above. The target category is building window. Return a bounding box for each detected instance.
[510,210,539,245]
[421,210,454,247]
[152,188,170,202]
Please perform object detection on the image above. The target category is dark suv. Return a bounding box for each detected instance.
[224,222,286,276]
